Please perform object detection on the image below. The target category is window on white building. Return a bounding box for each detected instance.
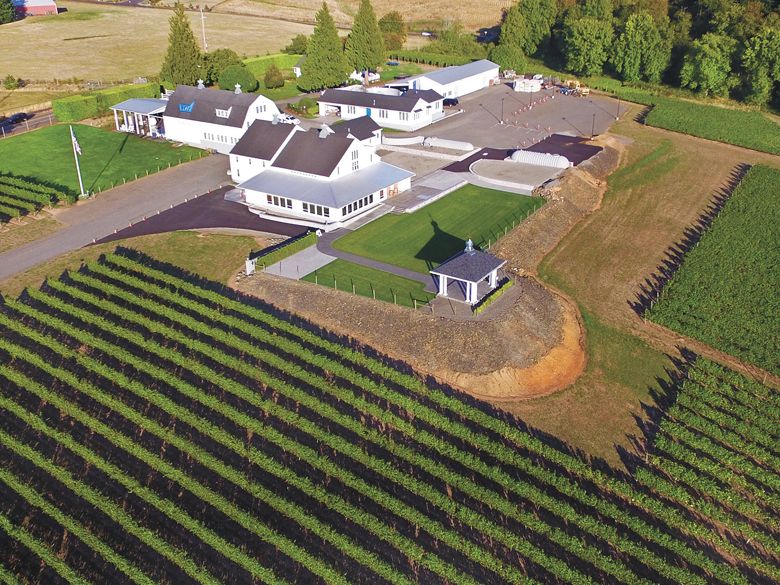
[352,160,359,172]
[215,107,232,118]
[379,109,388,119]
[399,112,408,121]
[346,105,356,114]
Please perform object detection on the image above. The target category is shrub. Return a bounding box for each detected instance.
[3,74,20,90]
[202,48,242,85]
[52,94,100,122]
[386,50,472,67]
[218,64,259,92]
[264,64,285,89]
[283,34,308,55]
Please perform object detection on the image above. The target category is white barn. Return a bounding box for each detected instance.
[228,120,412,230]
[163,84,280,154]
[400,59,500,98]
[318,87,443,131]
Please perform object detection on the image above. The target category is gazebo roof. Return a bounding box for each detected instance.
[430,245,505,283]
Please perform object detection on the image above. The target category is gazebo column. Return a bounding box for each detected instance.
[113,109,120,131]
[469,282,479,304]
[489,269,498,288]
[438,274,448,296]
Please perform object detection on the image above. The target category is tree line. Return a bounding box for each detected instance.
[489,0,779,106]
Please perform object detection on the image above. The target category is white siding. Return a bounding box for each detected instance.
[317,99,443,131]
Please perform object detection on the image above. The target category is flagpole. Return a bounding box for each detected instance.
[70,125,85,198]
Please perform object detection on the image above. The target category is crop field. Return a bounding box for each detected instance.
[0,248,777,584]
[593,83,780,155]
[0,175,72,223]
[647,165,780,375]
[0,125,203,197]
[302,258,435,307]
[0,2,312,82]
[334,185,544,273]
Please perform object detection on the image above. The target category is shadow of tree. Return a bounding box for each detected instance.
[628,163,751,317]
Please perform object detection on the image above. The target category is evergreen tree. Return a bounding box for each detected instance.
[299,3,349,91]
[563,17,614,76]
[741,27,780,104]
[488,4,527,71]
[611,12,670,82]
[160,2,202,86]
[218,63,259,92]
[345,0,385,75]
[378,11,406,50]
[518,0,557,54]
[0,0,15,25]
[680,33,737,96]
[284,34,309,55]
[582,0,613,21]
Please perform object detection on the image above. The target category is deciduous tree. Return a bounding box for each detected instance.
[299,3,349,91]
[160,2,202,87]
[283,34,309,55]
[378,11,406,50]
[489,4,527,71]
[345,0,385,75]
[563,17,614,76]
[218,63,259,92]
[680,33,736,96]
[611,11,670,82]
[0,0,14,25]
[741,27,780,104]
[518,0,557,54]
[582,0,612,21]
[202,48,241,85]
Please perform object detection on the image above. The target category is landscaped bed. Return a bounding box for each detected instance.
[302,258,434,308]
[0,124,204,197]
[333,184,544,274]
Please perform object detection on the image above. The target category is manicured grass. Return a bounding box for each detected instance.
[333,185,544,274]
[0,124,204,197]
[302,259,435,308]
[380,61,424,81]
[259,81,302,101]
[244,53,302,79]
[647,165,780,375]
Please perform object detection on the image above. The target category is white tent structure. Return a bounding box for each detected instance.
[507,150,571,169]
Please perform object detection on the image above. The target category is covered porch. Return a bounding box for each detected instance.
[110,98,168,138]
[430,240,506,305]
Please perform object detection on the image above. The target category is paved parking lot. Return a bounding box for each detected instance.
[408,84,625,148]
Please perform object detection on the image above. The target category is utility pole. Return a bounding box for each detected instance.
[200,7,208,51]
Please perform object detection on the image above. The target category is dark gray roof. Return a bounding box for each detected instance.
[230,120,298,159]
[430,249,506,282]
[271,131,354,177]
[331,116,381,141]
[319,88,443,112]
[164,85,259,128]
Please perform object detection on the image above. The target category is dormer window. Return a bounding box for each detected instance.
[215,106,233,118]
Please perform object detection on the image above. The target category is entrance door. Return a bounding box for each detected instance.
[366,108,372,117]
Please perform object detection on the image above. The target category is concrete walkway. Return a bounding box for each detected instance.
[317,230,436,288]
[263,245,335,279]
[0,156,230,281]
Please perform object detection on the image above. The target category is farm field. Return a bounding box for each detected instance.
[0,2,312,82]
[0,91,73,115]
[592,82,780,155]
[0,247,777,584]
[0,125,203,197]
[302,258,435,307]
[0,175,73,223]
[334,185,544,274]
[647,165,780,375]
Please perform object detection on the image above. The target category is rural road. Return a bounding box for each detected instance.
[0,155,231,281]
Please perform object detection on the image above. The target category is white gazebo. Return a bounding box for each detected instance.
[430,240,506,305]
[110,98,168,138]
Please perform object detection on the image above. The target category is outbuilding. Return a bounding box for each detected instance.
[318,87,443,132]
[399,60,500,99]
[110,98,168,138]
[430,240,506,305]
[12,0,57,17]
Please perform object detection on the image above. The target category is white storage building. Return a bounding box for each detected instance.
[400,60,500,98]
[318,88,443,132]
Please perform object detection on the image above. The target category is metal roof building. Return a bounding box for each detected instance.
[399,60,500,99]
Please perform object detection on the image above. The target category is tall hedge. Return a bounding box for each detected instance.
[53,83,159,123]
[386,51,473,67]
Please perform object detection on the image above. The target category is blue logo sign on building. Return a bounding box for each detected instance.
[179,101,195,113]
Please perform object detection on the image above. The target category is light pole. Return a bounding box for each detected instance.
[591,112,596,138]
[528,90,532,109]
[616,96,621,120]
[501,98,504,124]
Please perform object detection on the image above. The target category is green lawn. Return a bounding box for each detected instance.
[380,61,424,81]
[244,53,302,79]
[302,259,434,308]
[0,124,203,196]
[259,81,302,101]
[333,185,544,274]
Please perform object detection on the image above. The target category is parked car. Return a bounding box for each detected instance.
[443,97,459,107]
[278,114,301,125]
[0,112,28,128]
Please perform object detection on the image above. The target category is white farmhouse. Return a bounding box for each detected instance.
[163,84,280,154]
[228,119,413,230]
[398,59,500,98]
[318,87,443,131]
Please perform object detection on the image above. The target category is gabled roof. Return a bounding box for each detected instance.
[412,59,499,87]
[271,131,354,177]
[230,119,299,160]
[430,248,505,282]
[331,116,381,141]
[238,162,414,208]
[319,88,443,112]
[163,85,260,128]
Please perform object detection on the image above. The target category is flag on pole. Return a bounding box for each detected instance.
[70,126,82,156]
